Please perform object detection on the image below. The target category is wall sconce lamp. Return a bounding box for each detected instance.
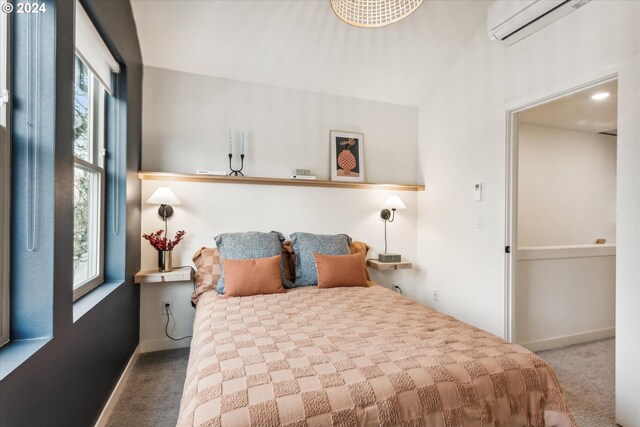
[147,187,181,235]
[379,196,406,262]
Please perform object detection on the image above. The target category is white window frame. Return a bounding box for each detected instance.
[73,1,120,301]
[1,0,11,347]
[73,58,105,301]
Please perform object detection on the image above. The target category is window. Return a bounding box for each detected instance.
[72,56,105,300]
[72,1,119,300]
[0,0,9,346]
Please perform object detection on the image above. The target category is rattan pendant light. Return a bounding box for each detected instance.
[331,0,424,28]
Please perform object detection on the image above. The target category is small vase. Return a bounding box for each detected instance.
[158,250,173,272]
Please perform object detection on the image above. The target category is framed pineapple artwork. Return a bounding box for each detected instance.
[330,130,364,182]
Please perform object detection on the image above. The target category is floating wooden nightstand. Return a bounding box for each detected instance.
[366,259,413,271]
[134,267,193,284]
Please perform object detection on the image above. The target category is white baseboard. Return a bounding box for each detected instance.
[94,344,140,427]
[520,327,615,352]
[140,337,192,353]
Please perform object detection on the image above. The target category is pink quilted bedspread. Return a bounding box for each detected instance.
[177,285,575,427]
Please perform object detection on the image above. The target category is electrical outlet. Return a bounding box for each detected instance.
[162,299,173,315]
[433,289,439,302]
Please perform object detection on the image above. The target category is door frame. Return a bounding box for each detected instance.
[503,73,618,342]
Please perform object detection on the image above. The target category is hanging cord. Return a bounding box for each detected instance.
[384,220,387,254]
[164,265,196,341]
[25,15,40,252]
[164,305,193,341]
[111,75,121,235]
[383,209,395,254]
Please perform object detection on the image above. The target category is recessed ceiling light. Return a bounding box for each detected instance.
[591,92,610,101]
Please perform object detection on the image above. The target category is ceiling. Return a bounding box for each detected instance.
[130,0,490,107]
[519,81,618,135]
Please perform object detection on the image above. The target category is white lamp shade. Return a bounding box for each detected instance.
[382,196,406,210]
[147,187,181,206]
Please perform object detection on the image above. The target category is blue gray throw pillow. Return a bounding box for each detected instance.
[290,232,351,287]
[215,231,293,293]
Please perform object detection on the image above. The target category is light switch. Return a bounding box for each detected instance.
[475,214,484,229]
[474,183,483,201]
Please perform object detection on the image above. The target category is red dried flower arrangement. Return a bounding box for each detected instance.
[142,229,186,251]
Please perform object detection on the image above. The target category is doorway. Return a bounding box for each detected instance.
[505,76,618,343]
[505,77,618,424]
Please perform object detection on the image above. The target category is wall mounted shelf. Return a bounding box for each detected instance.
[138,172,425,192]
[366,259,413,271]
[134,267,193,284]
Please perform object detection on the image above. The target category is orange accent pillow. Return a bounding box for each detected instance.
[314,253,368,289]
[221,255,285,297]
[284,240,371,281]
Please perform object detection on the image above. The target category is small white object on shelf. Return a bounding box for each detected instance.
[196,170,227,176]
[134,266,193,284]
[288,175,317,180]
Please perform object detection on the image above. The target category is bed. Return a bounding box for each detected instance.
[177,284,575,426]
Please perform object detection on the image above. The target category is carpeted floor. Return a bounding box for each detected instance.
[536,338,615,427]
[106,339,615,427]
[105,348,190,427]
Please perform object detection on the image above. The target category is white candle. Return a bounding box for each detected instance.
[227,129,232,155]
[241,130,245,156]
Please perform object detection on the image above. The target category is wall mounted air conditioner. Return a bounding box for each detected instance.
[487,0,591,46]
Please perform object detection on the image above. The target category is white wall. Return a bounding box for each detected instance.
[142,66,418,184]
[515,245,615,351]
[140,67,420,352]
[518,124,617,246]
[140,181,418,352]
[416,2,640,424]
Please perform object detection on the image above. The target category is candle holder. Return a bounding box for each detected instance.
[228,153,245,176]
